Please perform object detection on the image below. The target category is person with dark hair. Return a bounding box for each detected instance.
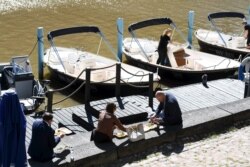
[243,19,250,49]
[156,28,172,66]
[90,103,127,143]
[28,112,64,162]
[150,91,182,126]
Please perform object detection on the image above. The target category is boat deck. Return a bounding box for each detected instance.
[25,78,245,149]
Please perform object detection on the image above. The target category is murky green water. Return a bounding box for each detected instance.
[1,0,250,108]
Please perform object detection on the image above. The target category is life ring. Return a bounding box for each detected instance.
[238,56,250,81]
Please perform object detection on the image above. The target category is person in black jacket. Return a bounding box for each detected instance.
[156,28,172,66]
[243,19,250,49]
[28,112,64,162]
[150,91,182,125]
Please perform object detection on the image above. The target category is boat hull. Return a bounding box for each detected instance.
[124,53,238,82]
[47,66,150,96]
[197,37,248,60]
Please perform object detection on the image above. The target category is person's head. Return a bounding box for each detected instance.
[163,28,172,36]
[106,103,116,114]
[42,112,53,126]
[155,91,166,103]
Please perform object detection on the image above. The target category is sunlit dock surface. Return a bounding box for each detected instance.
[25,78,244,150]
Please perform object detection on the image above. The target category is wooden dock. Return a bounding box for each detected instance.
[25,78,245,149]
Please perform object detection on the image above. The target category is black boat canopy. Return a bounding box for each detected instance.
[47,26,101,40]
[208,12,246,21]
[128,18,174,32]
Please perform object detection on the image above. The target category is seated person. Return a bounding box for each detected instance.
[150,91,182,125]
[90,103,127,143]
[28,112,64,162]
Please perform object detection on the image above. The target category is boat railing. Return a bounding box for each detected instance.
[46,63,154,113]
[202,58,231,70]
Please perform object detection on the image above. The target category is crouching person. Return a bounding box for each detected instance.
[28,112,64,162]
[150,91,182,126]
[91,103,127,143]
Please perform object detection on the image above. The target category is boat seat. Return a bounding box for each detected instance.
[173,48,187,66]
[167,45,180,68]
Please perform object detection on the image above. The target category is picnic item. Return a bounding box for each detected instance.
[55,127,72,136]
[127,123,145,142]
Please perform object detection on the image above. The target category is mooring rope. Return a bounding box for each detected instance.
[120,79,149,88]
[52,68,86,92]
[52,80,86,106]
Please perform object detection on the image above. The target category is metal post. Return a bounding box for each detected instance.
[187,11,195,48]
[117,18,124,62]
[46,89,53,113]
[85,68,91,109]
[37,27,44,80]
[115,63,121,97]
[149,72,153,109]
[244,73,250,98]
[84,68,93,125]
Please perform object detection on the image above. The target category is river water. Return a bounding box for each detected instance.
[0,0,249,109]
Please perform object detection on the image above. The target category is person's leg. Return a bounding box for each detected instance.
[157,51,162,64]
[93,131,111,143]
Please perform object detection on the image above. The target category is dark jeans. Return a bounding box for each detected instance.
[157,49,170,66]
[90,129,111,143]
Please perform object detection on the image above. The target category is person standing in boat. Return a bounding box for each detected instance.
[28,112,64,162]
[156,28,172,66]
[150,91,182,126]
[243,19,250,49]
[90,103,127,143]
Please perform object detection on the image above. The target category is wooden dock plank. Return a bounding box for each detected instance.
[24,78,245,152]
[209,79,244,99]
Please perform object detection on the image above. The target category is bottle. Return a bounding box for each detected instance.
[70,147,74,162]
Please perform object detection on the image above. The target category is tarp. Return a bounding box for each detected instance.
[0,92,27,167]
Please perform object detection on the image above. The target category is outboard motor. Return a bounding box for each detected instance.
[8,56,34,99]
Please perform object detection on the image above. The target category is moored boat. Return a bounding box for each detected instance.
[0,56,46,113]
[123,17,240,82]
[195,12,250,59]
[44,26,159,90]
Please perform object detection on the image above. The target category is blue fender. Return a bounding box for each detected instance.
[238,57,250,81]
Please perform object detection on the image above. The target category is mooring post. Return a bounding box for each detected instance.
[37,27,44,80]
[117,18,124,62]
[244,73,250,98]
[85,68,91,109]
[85,68,93,125]
[115,63,121,97]
[46,89,53,113]
[187,11,195,48]
[149,72,153,109]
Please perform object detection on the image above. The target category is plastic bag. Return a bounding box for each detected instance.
[127,123,145,142]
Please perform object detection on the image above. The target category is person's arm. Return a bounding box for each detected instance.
[48,128,61,148]
[155,102,163,116]
[113,116,126,131]
[244,25,249,39]
[244,30,248,39]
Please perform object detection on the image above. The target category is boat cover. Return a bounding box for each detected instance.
[0,92,27,167]
[208,12,245,21]
[48,26,101,40]
[128,18,173,32]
